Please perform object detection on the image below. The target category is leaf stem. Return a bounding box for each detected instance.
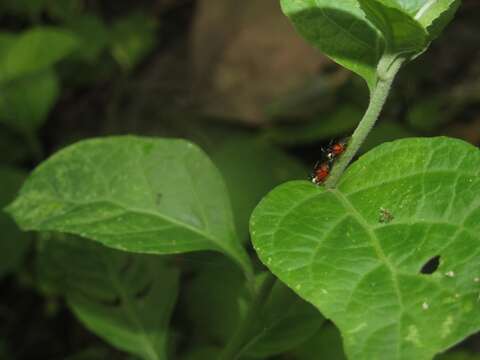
[324,55,405,188]
[218,273,276,360]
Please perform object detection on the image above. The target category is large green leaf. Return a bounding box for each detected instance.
[0,166,29,278]
[0,27,78,83]
[0,69,59,132]
[280,0,382,91]
[37,235,179,360]
[251,137,480,360]
[7,136,252,276]
[280,0,461,90]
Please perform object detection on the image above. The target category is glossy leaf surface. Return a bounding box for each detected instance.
[251,137,480,360]
[7,136,252,275]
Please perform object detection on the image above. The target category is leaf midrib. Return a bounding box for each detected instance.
[31,195,228,254]
[103,254,160,360]
[332,189,404,359]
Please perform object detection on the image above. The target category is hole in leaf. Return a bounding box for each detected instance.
[420,255,441,274]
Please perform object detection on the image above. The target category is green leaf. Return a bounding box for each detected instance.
[0,128,30,164]
[0,69,59,132]
[7,136,252,276]
[251,137,480,360]
[64,348,111,360]
[413,0,461,41]
[291,324,347,360]
[0,27,78,83]
[358,0,428,54]
[185,256,323,356]
[67,14,109,63]
[0,166,30,278]
[245,281,325,358]
[110,12,158,70]
[212,137,307,242]
[435,351,480,360]
[280,0,383,91]
[37,235,179,360]
[185,255,250,344]
[181,347,222,360]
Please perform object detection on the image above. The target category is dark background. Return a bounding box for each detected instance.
[1,0,480,359]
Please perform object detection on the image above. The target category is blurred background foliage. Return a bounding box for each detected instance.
[1,0,480,359]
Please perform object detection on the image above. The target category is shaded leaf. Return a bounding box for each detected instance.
[251,137,480,360]
[184,255,250,344]
[38,235,179,360]
[414,0,462,41]
[7,136,252,276]
[110,12,158,70]
[0,27,78,83]
[245,281,325,358]
[212,137,307,242]
[0,69,59,132]
[280,0,382,91]
[180,347,221,360]
[67,14,109,63]
[0,166,29,278]
[435,351,480,360]
[291,323,347,360]
[358,0,428,54]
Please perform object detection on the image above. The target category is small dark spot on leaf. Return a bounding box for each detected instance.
[156,193,163,206]
[379,207,394,224]
[420,255,441,275]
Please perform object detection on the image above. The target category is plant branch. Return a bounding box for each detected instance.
[324,55,405,188]
[218,273,276,360]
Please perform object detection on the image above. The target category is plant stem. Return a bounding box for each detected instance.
[218,273,277,360]
[324,56,405,188]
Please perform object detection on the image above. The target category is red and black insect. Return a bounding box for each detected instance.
[327,138,348,161]
[311,161,331,185]
[310,138,349,185]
